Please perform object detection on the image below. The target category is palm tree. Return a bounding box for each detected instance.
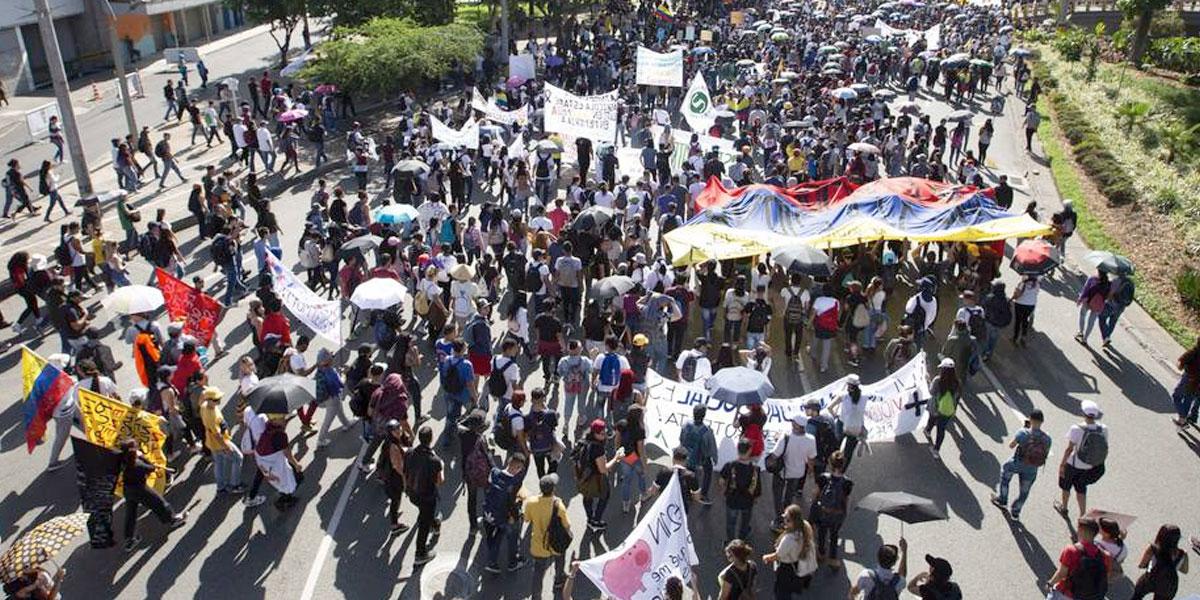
[1157,121,1200,163]
[1113,100,1151,133]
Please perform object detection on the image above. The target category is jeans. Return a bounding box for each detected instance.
[724,319,743,345]
[810,337,832,371]
[159,158,185,186]
[314,141,327,167]
[982,323,1000,359]
[561,287,581,325]
[485,519,522,567]
[925,414,951,450]
[223,263,248,305]
[1078,305,1100,341]
[212,449,243,490]
[996,458,1038,515]
[648,340,668,374]
[531,554,566,599]
[701,308,718,339]
[813,518,843,558]
[415,498,439,556]
[1013,303,1034,341]
[1098,302,1125,341]
[783,322,804,356]
[618,460,646,504]
[43,191,68,220]
[1172,375,1200,423]
[667,321,687,358]
[696,462,713,499]
[583,491,609,524]
[841,433,861,469]
[535,177,553,206]
[259,150,276,172]
[862,310,885,349]
[725,506,752,541]
[746,331,765,350]
[772,475,804,520]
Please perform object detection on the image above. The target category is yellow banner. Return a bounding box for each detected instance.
[78,388,168,493]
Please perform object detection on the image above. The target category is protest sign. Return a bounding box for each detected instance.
[71,436,121,548]
[681,71,717,134]
[509,54,536,83]
[644,353,931,466]
[578,474,699,600]
[78,388,168,493]
[636,46,684,87]
[730,10,745,25]
[265,253,343,345]
[543,83,619,143]
[431,115,480,148]
[156,268,223,346]
[471,88,530,126]
[700,30,713,42]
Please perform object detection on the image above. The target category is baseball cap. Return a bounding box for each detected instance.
[925,555,953,579]
[590,418,607,434]
[939,357,956,369]
[633,333,649,347]
[1080,400,1102,418]
[846,374,860,386]
[791,413,808,427]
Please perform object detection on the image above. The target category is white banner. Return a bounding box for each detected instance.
[681,71,716,134]
[543,83,619,144]
[265,253,343,346]
[636,46,684,87]
[509,54,536,83]
[471,88,530,127]
[430,115,480,148]
[578,474,699,600]
[644,353,931,466]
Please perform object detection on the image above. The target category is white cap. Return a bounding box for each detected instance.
[791,414,808,427]
[939,357,956,369]
[1080,400,1102,418]
[846,373,860,385]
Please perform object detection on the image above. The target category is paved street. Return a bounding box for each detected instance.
[0,25,1198,600]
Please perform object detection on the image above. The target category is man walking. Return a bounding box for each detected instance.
[1099,272,1134,347]
[768,414,817,530]
[991,409,1051,520]
[154,134,187,189]
[524,473,570,597]
[1054,401,1108,518]
[719,438,762,545]
[483,453,529,574]
[407,425,443,566]
[1045,517,1111,600]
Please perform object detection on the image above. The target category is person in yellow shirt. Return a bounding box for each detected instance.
[523,473,570,598]
[787,147,807,178]
[199,387,246,494]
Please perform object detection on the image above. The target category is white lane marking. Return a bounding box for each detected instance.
[979,362,1027,423]
[299,444,366,600]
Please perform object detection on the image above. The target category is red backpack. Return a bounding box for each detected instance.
[814,304,840,333]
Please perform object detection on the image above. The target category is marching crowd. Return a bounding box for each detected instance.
[2,0,1197,598]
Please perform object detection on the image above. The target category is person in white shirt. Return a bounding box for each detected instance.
[826,375,868,468]
[255,123,276,172]
[1055,400,1109,518]
[593,184,615,209]
[769,414,818,528]
[529,207,554,233]
[592,336,631,397]
[674,338,713,383]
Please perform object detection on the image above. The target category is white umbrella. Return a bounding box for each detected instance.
[848,142,881,154]
[350,278,410,310]
[946,109,974,122]
[831,87,859,100]
[874,89,897,100]
[102,285,165,315]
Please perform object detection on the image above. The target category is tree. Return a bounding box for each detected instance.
[1116,0,1172,67]
[234,0,308,69]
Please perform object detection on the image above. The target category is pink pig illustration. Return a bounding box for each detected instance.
[601,539,653,600]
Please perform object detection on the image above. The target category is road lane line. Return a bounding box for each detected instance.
[299,444,366,600]
[979,363,1027,423]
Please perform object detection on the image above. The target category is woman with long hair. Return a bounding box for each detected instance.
[614,404,649,513]
[504,291,533,359]
[718,539,758,600]
[38,161,68,222]
[1131,524,1189,599]
[764,504,818,598]
[7,252,39,331]
[714,342,737,372]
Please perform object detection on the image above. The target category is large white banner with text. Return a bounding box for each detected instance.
[430,115,480,148]
[471,88,530,127]
[644,353,931,466]
[543,83,619,143]
[265,253,343,345]
[636,46,684,87]
[579,474,698,600]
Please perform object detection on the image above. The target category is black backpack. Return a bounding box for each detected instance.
[487,359,513,398]
[965,306,986,340]
[138,233,160,264]
[54,240,72,266]
[546,502,572,555]
[810,417,838,460]
[1068,544,1108,600]
[984,294,1013,327]
[864,571,902,600]
[442,358,465,395]
[524,263,543,293]
[679,353,699,381]
[814,475,849,518]
[904,299,926,332]
[210,236,232,266]
[570,439,594,480]
[493,409,517,451]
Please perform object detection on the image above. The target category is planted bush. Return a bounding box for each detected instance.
[1176,267,1200,311]
[1047,91,1140,206]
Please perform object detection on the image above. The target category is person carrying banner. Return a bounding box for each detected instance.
[118,438,187,551]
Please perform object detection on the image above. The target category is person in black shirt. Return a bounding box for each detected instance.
[992,174,1014,210]
[408,425,444,566]
[533,299,565,381]
[119,439,186,551]
[650,446,701,512]
[697,260,724,340]
[720,438,762,544]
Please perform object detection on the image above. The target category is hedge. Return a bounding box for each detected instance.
[1033,63,1140,206]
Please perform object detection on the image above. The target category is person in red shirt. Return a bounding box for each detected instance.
[547,198,570,234]
[259,71,272,98]
[260,299,292,346]
[170,341,204,392]
[1046,517,1112,599]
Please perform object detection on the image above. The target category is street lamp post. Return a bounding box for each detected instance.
[32,0,92,197]
[103,0,140,142]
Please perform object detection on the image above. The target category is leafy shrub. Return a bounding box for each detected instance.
[1151,185,1182,213]
[1047,91,1140,206]
[1146,37,1200,75]
[1053,28,1089,62]
[1176,267,1200,311]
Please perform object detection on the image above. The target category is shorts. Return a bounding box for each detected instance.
[537,340,562,356]
[1058,463,1105,493]
[469,352,492,376]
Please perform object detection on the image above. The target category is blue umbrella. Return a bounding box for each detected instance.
[705,367,774,406]
[692,46,715,55]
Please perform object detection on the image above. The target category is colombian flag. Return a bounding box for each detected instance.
[655,2,675,21]
[21,347,74,453]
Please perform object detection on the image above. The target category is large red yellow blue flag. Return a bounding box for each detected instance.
[21,347,74,453]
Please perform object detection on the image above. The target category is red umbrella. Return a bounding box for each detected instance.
[1010,239,1061,275]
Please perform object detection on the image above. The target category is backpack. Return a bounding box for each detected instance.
[864,571,902,600]
[413,290,430,315]
[747,301,771,331]
[546,503,573,555]
[442,358,465,395]
[680,422,708,469]
[138,233,160,264]
[487,358,513,398]
[405,450,434,502]
[570,439,594,480]
[154,141,168,158]
[54,240,72,266]
[39,176,49,196]
[1017,429,1050,467]
[598,352,621,387]
[726,462,760,500]
[965,306,986,340]
[936,390,957,418]
[464,438,492,487]
[851,303,870,328]
[679,352,699,382]
[210,236,232,266]
[813,305,839,333]
[904,299,926,332]
[525,263,543,293]
[1075,425,1108,466]
[814,475,849,518]
[784,289,806,324]
[493,409,517,451]
[810,417,838,459]
[1115,278,1135,307]
[985,295,1013,327]
[1068,544,1109,600]
[349,384,372,418]
[765,435,788,474]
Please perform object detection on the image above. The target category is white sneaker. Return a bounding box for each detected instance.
[317,438,331,448]
[243,494,267,508]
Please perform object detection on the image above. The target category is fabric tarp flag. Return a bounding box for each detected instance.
[430,114,480,149]
[21,347,74,453]
[156,268,223,346]
[265,252,343,345]
[681,72,717,134]
[643,353,931,466]
[543,83,620,144]
[470,88,529,126]
[692,176,859,212]
[666,177,1051,265]
[77,388,168,494]
[647,126,737,175]
[636,46,684,87]
[578,473,698,600]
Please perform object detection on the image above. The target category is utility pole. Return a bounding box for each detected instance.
[103,0,139,142]
[500,0,510,65]
[33,0,92,197]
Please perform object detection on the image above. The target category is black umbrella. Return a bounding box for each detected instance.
[857,492,947,534]
[247,374,317,414]
[570,206,616,232]
[338,234,383,260]
[772,243,833,277]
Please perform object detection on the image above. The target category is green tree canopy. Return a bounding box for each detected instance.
[307,0,456,27]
